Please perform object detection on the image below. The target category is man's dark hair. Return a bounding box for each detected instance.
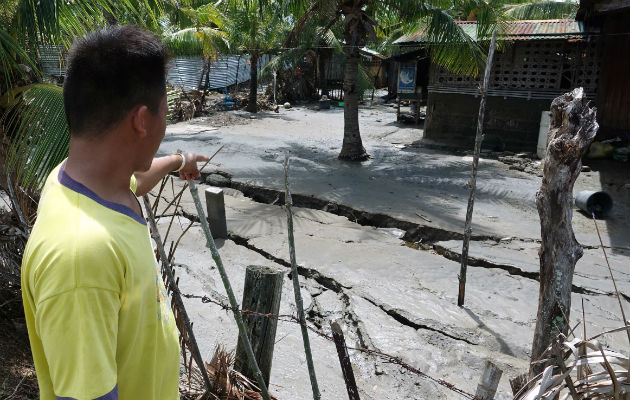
[63,25,168,136]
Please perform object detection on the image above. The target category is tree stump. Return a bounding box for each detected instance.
[235,265,284,386]
[529,88,598,377]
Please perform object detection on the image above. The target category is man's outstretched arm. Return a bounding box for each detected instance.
[133,153,210,196]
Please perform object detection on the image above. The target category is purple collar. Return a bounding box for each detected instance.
[58,164,146,225]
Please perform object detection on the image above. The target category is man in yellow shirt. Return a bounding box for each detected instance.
[21,25,208,399]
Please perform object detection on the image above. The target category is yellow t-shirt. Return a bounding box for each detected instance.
[21,163,180,400]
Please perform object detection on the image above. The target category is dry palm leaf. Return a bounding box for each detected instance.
[514,328,630,400]
[180,345,278,400]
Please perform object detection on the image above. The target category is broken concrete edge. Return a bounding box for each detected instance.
[174,171,503,245]
[433,243,626,299]
[175,208,487,356]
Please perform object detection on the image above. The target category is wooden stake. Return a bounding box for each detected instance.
[458,30,498,307]
[529,87,598,377]
[330,320,361,400]
[235,265,284,386]
[141,195,213,394]
[475,360,503,399]
[284,154,322,400]
[188,179,272,400]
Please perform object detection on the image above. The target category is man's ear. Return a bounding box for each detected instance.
[131,105,150,139]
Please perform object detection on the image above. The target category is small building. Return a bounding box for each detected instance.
[317,48,386,100]
[394,20,600,151]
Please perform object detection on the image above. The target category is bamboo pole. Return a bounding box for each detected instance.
[141,195,213,394]
[188,179,272,400]
[284,154,322,400]
[458,30,498,307]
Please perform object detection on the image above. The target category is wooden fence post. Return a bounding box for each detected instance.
[475,360,503,399]
[529,87,598,377]
[458,30,498,307]
[330,320,361,400]
[235,265,284,386]
[189,180,272,400]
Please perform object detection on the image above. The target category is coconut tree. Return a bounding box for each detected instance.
[220,0,289,112]
[163,1,228,95]
[0,0,164,222]
[285,0,578,161]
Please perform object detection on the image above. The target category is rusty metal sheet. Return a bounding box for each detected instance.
[395,19,585,44]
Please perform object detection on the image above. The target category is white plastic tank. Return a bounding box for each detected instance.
[537,111,551,159]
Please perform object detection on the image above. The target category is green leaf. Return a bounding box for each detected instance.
[504,1,578,20]
[4,84,70,190]
[0,22,40,89]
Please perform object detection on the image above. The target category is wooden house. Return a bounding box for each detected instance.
[394,20,601,151]
[577,0,630,140]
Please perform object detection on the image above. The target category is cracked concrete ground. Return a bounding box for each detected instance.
[147,181,628,400]
[153,104,629,399]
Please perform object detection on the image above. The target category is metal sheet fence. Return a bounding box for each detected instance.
[38,46,270,90]
[167,54,271,90]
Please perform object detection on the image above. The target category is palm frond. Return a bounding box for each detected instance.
[0,22,40,90]
[420,7,486,76]
[196,3,226,28]
[3,84,69,191]
[504,1,578,20]
[165,27,227,58]
[10,0,164,48]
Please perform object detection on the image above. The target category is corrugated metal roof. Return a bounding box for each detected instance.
[395,19,585,44]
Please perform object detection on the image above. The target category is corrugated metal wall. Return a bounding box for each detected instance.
[38,46,271,90]
[167,54,271,90]
[39,45,66,78]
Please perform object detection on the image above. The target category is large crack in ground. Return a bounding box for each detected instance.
[432,243,619,298]
[200,174,498,244]
[194,176,620,300]
[178,207,478,347]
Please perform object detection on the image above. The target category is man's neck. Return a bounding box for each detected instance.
[64,135,136,206]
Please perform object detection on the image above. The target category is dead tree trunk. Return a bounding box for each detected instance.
[529,87,598,377]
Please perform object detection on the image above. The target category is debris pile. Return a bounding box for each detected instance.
[168,87,280,123]
[497,153,543,176]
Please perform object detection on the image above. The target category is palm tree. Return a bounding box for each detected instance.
[0,0,163,222]
[220,0,288,112]
[286,0,578,161]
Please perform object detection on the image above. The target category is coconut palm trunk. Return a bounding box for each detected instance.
[339,52,368,160]
[247,53,259,113]
[338,2,369,161]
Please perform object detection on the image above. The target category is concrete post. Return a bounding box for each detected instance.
[204,186,228,239]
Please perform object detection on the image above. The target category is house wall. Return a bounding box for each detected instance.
[424,39,602,152]
[424,92,552,152]
[595,9,630,138]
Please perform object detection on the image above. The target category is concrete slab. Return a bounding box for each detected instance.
[159,105,629,250]
[148,178,629,399]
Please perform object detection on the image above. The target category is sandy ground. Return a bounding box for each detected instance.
[151,103,630,399]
